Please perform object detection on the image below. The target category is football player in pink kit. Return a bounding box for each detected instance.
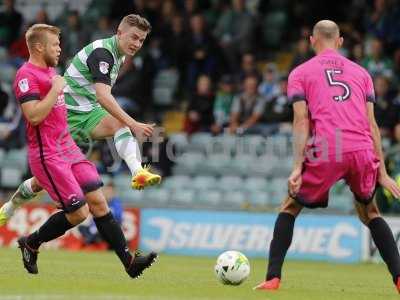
[255,20,400,292]
[14,24,156,277]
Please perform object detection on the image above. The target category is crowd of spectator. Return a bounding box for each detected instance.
[1,0,400,210]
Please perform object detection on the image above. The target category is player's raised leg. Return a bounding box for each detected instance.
[90,114,161,190]
[0,178,43,226]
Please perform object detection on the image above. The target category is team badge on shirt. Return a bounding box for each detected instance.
[99,61,109,74]
[18,78,29,93]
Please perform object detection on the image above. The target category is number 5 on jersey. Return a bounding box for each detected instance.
[325,69,351,102]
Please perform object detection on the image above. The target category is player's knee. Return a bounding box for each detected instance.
[31,177,43,193]
[67,204,89,225]
[356,203,381,226]
[280,197,302,217]
[357,213,369,226]
[86,192,109,217]
[106,118,124,135]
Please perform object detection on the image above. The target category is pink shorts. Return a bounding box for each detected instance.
[30,154,102,213]
[292,149,379,208]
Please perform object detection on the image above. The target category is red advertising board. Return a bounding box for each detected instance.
[0,204,140,251]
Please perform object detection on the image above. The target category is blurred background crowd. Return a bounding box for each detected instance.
[1,0,400,215]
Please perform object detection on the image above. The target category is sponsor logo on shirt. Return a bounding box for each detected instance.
[55,93,65,107]
[99,61,109,74]
[18,78,29,93]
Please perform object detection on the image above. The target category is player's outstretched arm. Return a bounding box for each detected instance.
[94,83,155,137]
[21,76,66,126]
[289,101,309,195]
[367,102,400,198]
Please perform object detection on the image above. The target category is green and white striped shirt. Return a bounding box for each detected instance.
[64,36,125,112]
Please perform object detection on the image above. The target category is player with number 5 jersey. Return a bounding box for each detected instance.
[255,20,400,293]
[287,45,375,156]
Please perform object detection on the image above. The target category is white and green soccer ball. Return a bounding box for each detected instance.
[214,251,250,285]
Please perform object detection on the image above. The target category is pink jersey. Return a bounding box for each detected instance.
[13,62,81,162]
[287,49,375,156]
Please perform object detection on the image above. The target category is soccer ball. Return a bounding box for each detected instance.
[214,250,250,285]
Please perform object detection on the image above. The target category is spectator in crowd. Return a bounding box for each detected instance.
[373,75,399,137]
[211,74,235,135]
[0,83,24,149]
[34,8,50,25]
[90,16,114,41]
[184,75,214,135]
[261,75,292,135]
[229,74,265,135]
[362,38,393,78]
[203,0,225,29]
[235,52,261,86]
[186,14,218,90]
[214,0,254,72]
[61,10,88,64]
[349,43,364,65]
[289,38,313,70]
[393,47,400,84]
[9,26,30,63]
[364,0,389,40]
[161,0,177,29]
[258,63,280,100]
[164,14,187,90]
[0,0,23,48]
[182,0,199,28]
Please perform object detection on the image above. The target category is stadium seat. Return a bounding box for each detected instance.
[0,47,8,63]
[187,133,213,153]
[230,154,257,176]
[196,189,222,207]
[212,134,237,155]
[162,175,191,190]
[199,153,231,176]
[143,188,170,206]
[242,177,269,193]
[119,188,144,204]
[0,148,5,167]
[174,152,205,175]
[100,174,112,185]
[192,176,218,191]
[113,174,133,190]
[248,155,278,178]
[153,69,179,106]
[222,191,247,209]
[168,133,189,153]
[218,176,244,192]
[1,167,22,188]
[330,194,353,213]
[3,149,28,172]
[248,191,270,208]
[170,189,195,207]
[0,64,16,84]
[241,135,266,156]
[269,178,287,206]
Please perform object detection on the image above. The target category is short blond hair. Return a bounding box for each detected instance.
[118,14,151,32]
[25,24,60,50]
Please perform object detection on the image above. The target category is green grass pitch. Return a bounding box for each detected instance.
[0,247,398,300]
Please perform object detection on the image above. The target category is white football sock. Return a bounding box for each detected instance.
[1,178,37,218]
[114,127,143,175]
